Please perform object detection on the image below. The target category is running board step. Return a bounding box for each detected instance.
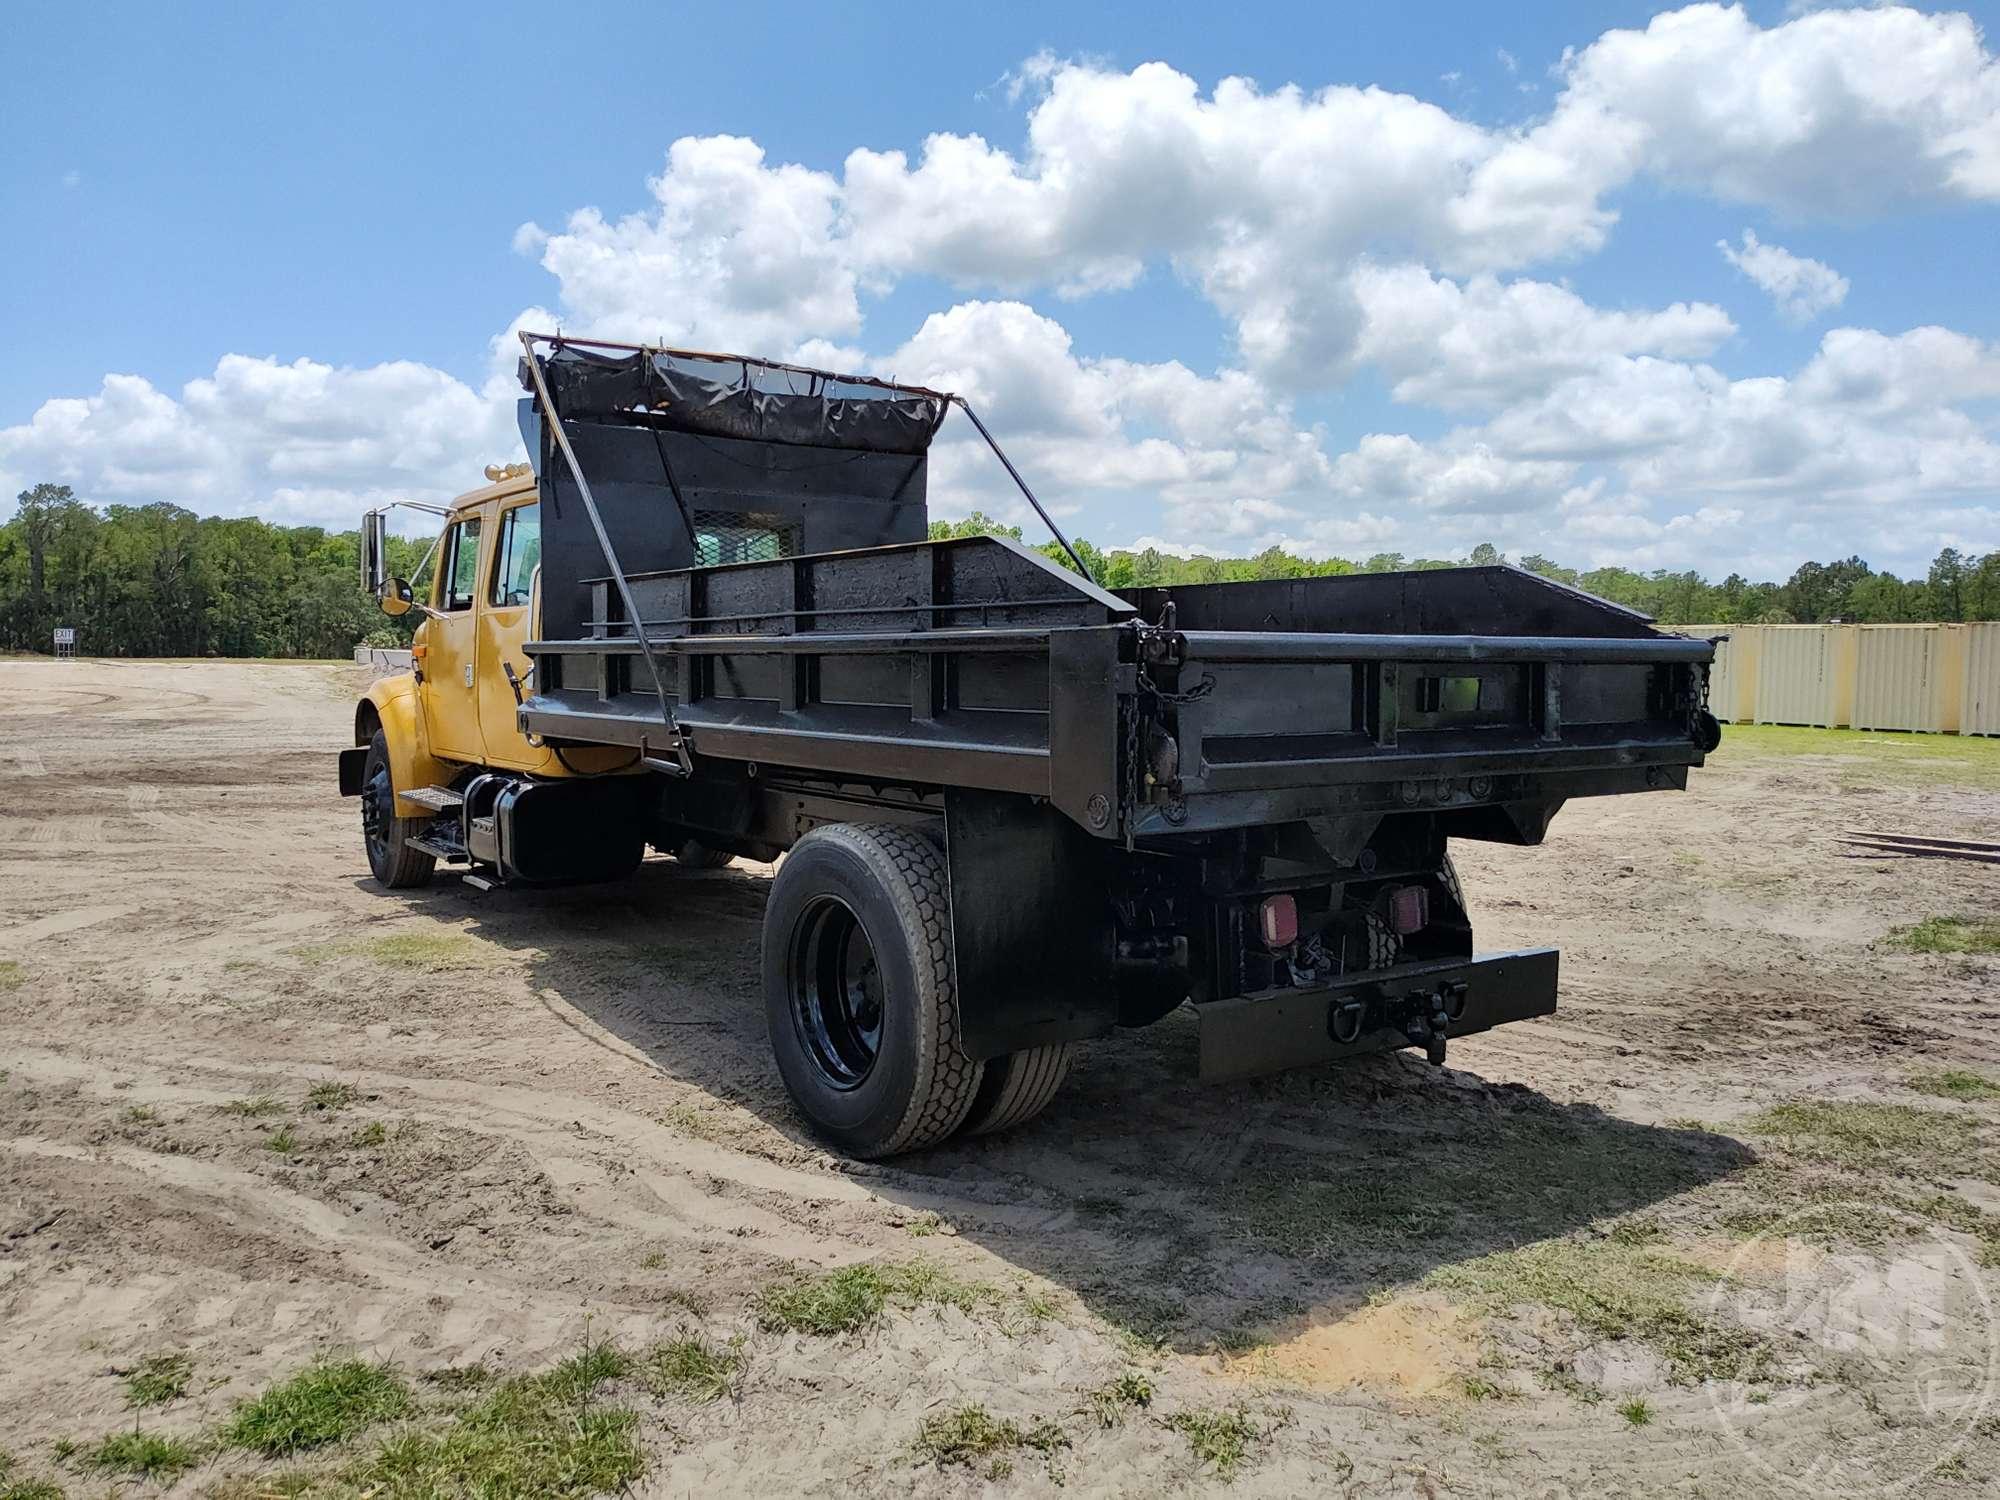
[401,786,464,811]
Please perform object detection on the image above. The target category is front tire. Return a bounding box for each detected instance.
[674,838,735,869]
[359,730,435,890]
[763,824,982,1158]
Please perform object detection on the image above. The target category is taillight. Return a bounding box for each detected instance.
[1388,885,1430,936]
[1259,893,1298,948]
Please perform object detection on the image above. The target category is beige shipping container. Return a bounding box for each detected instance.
[1965,623,2000,737]
[1852,624,1965,733]
[1679,625,1756,723]
[1754,624,1857,727]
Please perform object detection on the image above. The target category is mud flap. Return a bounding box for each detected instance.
[1197,947,1559,1082]
[944,789,1118,1061]
[337,747,367,797]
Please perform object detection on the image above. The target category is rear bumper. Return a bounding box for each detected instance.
[1197,947,1558,1081]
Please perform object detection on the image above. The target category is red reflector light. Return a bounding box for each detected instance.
[1389,885,1430,936]
[1259,894,1298,947]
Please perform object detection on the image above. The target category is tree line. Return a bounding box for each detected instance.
[0,484,425,659]
[934,514,2000,628]
[3,482,1995,659]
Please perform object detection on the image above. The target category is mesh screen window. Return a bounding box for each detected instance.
[693,511,801,567]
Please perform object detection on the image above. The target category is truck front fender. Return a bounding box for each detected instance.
[350,672,452,818]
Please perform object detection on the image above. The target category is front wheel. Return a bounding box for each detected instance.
[762,824,983,1158]
[673,838,735,870]
[359,730,435,890]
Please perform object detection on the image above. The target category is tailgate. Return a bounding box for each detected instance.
[1140,627,1714,834]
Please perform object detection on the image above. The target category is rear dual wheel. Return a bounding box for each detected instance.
[763,824,1069,1158]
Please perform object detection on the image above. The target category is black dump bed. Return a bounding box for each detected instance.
[512,336,1716,846]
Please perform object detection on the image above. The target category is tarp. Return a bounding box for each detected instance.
[521,341,950,456]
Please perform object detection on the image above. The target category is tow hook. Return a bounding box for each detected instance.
[1405,982,1468,1066]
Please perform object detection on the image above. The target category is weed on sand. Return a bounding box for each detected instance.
[639,1338,740,1403]
[296,932,498,973]
[912,1405,1068,1475]
[756,1260,994,1336]
[1884,916,2000,957]
[1428,1239,1771,1385]
[224,1359,411,1456]
[86,1432,200,1480]
[1163,1404,1281,1481]
[124,1352,193,1407]
[1908,1068,2000,1102]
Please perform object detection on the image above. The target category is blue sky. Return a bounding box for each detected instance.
[5,2,1999,578]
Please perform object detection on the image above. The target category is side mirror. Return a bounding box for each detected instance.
[378,577,415,617]
[361,510,389,595]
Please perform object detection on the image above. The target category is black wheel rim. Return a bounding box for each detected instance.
[791,896,884,1091]
[361,760,391,867]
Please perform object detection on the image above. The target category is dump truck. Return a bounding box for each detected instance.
[341,333,1720,1158]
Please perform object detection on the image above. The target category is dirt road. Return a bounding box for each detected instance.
[3,659,1999,1497]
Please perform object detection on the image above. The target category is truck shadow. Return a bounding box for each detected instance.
[389,856,1756,1357]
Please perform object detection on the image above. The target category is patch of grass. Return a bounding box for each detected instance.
[904,1212,944,1237]
[655,1100,731,1142]
[1909,1068,2000,1101]
[1163,1405,1268,1480]
[124,1352,193,1407]
[46,1441,76,1463]
[1,1482,64,1500]
[266,1125,299,1155]
[342,1353,642,1500]
[1746,1097,1970,1169]
[351,1121,387,1148]
[221,1094,283,1118]
[1429,1239,1771,1385]
[307,1081,359,1112]
[420,1364,494,1392]
[1607,1215,1665,1246]
[224,1358,412,1456]
[756,1265,885,1336]
[299,931,495,973]
[1458,1373,1508,1401]
[120,1104,159,1125]
[540,1341,629,1403]
[640,1337,740,1403]
[1020,1289,1061,1324]
[1229,1112,1746,1262]
[639,1249,670,1271]
[1619,1397,1655,1427]
[1714,724,2000,791]
[911,1406,1068,1471]
[754,1259,993,1336]
[86,1432,199,1480]
[1083,1371,1153,1427]
[0,960,22,992]
[1884,916,2000,956]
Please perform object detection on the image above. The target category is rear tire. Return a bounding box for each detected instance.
[674,838,735,869]
[959,1043,1073,1137]
[360,730,435,890]
[763,824,983,1158]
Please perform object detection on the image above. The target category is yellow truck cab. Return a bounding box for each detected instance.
[338,465,656,888]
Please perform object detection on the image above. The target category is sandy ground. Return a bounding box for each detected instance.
[3,657,1999,1497]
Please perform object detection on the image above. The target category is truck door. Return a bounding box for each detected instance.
[476,499,552,770]
[422,513,485,762]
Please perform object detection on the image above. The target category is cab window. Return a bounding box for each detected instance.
[438,517,483,612]
[490,504,541,607]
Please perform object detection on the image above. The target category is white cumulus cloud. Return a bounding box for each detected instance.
[1718,230,1849,323]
